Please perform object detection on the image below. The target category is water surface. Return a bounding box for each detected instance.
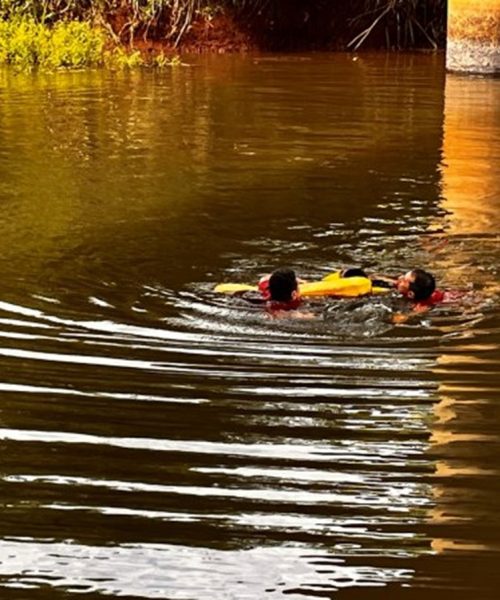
[0,54,499,599]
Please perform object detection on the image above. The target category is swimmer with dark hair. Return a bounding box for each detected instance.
[258,268,304,315]
[217,266,447,320]
[342,267,438,305]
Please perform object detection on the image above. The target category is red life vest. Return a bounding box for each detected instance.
[258,275,271,300]
[428,289,445,305]
[414,289,445,309]
[267,298,302,312]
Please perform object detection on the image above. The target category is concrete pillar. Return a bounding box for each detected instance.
[447,0,500,73]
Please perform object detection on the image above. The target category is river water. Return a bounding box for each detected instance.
[0,54,499,599]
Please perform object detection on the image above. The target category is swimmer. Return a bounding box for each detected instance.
[395,269,475,321]
[340,267,442,322]
[394,269,437,308]
[258,268,301,308]
[217,266,442,319]
[342,267,438,306]
[249,268,314,318]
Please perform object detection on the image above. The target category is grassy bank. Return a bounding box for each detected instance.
[0,1,446,70]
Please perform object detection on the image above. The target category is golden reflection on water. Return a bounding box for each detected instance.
[441,75,500,234]
[428,74,499,559]
[430,538,490,553]
[428,394,490,554]
[429,61,500,549]
[429,358,498,554]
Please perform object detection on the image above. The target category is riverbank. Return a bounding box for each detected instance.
[0,1,446,69]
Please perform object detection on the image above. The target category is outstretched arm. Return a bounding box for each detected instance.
[392,302,430,324]
[371,274,397,285]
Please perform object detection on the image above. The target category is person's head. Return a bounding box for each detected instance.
[268,268,299,302]
[396,269,436,302]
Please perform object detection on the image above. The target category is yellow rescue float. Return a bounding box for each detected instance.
[214,271,391,297]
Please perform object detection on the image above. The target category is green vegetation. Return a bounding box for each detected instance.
[0,17,106,68]
[0,1,190,69]
[0,16,182,69]
[0,1,446,70]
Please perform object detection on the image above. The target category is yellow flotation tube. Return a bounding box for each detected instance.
[214,271,390,297]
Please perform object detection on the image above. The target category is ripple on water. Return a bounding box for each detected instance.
[0,58,499,600]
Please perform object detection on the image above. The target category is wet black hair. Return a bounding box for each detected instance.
[268,268,298,302]
[342,268,368,278]
[409,269,436,301]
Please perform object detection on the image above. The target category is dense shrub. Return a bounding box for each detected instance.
[0,17,105,67]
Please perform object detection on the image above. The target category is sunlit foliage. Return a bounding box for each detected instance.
[0,1,446,69]
[0,17,105,68]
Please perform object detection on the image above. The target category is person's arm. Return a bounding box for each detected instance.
[370,274,397,285]
[392,312,409,324]
[392,302,430,323]
[238,290,266,304]
[370,275,397,290]
[266,307,316,320]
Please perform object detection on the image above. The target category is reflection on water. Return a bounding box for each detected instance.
[0,540,414,598]
[441,75,500,235]
[0,54,499,599]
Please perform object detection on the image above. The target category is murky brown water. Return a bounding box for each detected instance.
[0,53,499,599]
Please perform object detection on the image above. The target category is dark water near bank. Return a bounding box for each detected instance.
[0,54,499,599]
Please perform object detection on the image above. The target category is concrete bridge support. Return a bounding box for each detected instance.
[447,0,500,73]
